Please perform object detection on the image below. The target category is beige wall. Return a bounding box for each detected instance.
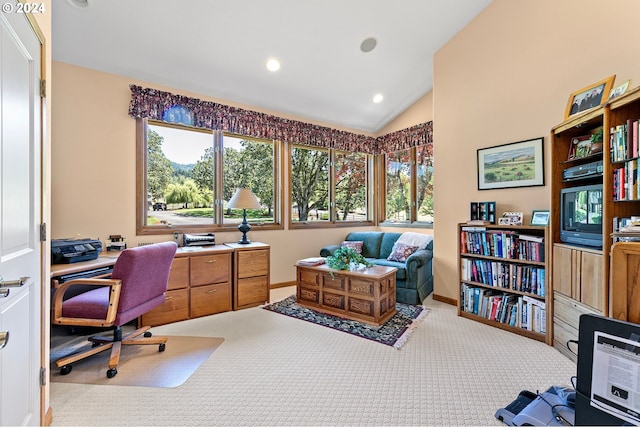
[51,62,417,285]
[433,0,640,301]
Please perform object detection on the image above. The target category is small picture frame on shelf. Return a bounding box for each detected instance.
[609,79,631,100]
[502,211,523,225]
[498,217,511,225]
[530,210,550,226]
[564,75,616,119]
[567,135,593,160]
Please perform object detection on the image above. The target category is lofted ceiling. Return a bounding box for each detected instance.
[52,0,491,133]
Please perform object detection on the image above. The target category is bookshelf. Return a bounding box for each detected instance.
[549,87,640,360]
[457,223,551,344]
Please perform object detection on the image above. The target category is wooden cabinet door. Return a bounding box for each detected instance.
[580,251,604,312]
[552,245,573,297]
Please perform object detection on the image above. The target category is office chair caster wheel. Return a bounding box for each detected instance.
[159,343,166,352]
[106,368,117,378]
[144,331,152,338]
[60,365,72,375]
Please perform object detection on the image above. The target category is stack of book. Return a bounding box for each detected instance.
[296,257,326,266]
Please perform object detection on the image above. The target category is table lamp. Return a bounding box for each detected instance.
[227,188,261,244]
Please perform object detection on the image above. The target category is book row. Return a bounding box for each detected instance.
[460,228,545,262]
[460,258,546,296]
[460,284,546,333]
[610,120,639,163]
[612,159,640,201]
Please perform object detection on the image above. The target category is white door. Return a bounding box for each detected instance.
[0,10,42,427]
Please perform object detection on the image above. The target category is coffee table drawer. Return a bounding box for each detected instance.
[298,285,320,305]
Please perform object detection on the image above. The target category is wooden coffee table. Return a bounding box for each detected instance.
[295,264,397,326]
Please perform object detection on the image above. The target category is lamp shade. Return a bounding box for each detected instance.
[227,188,261,210]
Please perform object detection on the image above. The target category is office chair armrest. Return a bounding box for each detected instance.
[52,278,122,327]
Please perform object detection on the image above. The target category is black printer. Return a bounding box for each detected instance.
[51,238,103,264]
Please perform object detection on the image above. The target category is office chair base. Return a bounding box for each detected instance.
[106,368,117,378]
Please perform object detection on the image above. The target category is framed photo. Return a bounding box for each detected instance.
[498,217,511,225]
[530,210,550,226]
[502,212,523,226]
[564,75,616,119]
[609,79,631,100]
[567,135,593,160]
[477,137,545,190]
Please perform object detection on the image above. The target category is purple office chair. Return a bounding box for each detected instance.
[52,241,178,378]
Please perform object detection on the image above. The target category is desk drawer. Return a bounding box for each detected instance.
[168,257,189,290]
[190,282,231,317]
[139,289,189,327]
[190,253,231,286]
[237,249,269,278]
[236,276,269,308]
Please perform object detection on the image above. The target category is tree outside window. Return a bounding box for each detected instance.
[384,146,433,224]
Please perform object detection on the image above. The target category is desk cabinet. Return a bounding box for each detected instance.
[140,246,233,326]
[225,242,270,310]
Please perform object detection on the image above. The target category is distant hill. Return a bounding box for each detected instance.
[172,162,194,178]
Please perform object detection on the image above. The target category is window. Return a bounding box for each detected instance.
[334,151,368,222]
[289,144,373,227]
[290,145,329,222]
[137,120,280,234]
[384,145,433,225]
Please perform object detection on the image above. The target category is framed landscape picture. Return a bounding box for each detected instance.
[477,137,545,190]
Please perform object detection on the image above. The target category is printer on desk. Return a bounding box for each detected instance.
[51,238,103,264]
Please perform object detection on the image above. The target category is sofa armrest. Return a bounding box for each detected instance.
[405,248,433,269]
[320,244,341,257]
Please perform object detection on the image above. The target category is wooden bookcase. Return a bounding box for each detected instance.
[457,223,551,344]
[549,87,640,360]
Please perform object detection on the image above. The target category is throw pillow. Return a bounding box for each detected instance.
[387,242,419,262]
[341,240,364,254]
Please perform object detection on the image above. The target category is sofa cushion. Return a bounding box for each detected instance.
[371,259,406,280]
[341,240,363,254]
[345,232,383,258]
[387,242,419,262]
[380,232,402,259]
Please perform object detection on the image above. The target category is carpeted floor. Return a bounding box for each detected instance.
[50,335,224,387]
[262,295,427,348]
[49,287,577,426]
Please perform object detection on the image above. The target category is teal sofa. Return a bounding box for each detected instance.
[320,231,433,305]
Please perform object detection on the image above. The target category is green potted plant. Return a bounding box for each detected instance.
[326,246,373,271]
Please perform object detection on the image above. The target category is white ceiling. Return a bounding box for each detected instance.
[52,0,491,133]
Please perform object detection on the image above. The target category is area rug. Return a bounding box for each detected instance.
[263,295,427,348]
[50,336,224,388]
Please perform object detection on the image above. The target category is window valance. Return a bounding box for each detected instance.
[128,85,432,154]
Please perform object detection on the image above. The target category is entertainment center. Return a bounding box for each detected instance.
[550,86,640,361]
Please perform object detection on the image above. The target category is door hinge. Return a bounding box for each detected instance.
[40,367,47,386]
[40,223,47,242]
[39,79,46,98]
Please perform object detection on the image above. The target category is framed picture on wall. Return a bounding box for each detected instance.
[477,137,545,190]
[564,75,616,119]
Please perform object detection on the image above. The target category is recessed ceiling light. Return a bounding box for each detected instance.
[266,58,280,72]
[360,37,377,53]
[373,94,384,103]
[66,0,89,7]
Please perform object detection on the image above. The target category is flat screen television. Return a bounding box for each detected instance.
[576,314,640,426]
[560,184,603,248]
